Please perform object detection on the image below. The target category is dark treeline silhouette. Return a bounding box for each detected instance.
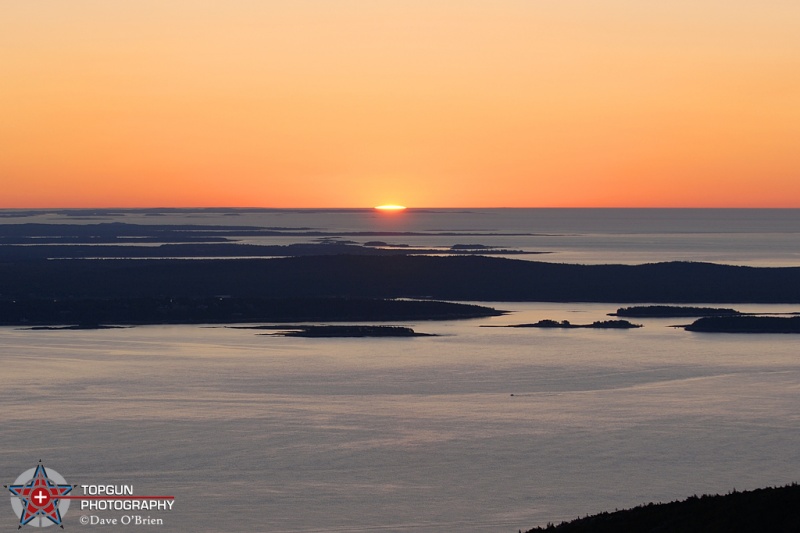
[612,305,742,317]
[2,256,800,303]
[524,483,800,533]
[275,325,430,337]
[0,297,500,326]
[685,315,800,333]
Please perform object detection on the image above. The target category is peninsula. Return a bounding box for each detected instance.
[684,315,800,333]
[0,297,502,327]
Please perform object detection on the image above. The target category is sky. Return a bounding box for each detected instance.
[1,1,799,208]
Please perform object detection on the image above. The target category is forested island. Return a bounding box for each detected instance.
[611,305,742,318]
[267,325,432,337]
[524,483,800,532]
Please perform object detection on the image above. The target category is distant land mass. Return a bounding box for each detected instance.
[684,315,800,333]
[524,483,800,533]
[0,221,542,258]
[2,256,800,303]
[0,242,541,259]
[0,221,537,243]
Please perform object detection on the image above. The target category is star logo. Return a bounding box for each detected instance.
[6,462,75,529]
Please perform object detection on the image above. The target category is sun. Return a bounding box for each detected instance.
[374,204,407,212]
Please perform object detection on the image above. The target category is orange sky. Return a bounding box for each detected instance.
[1,1,799,208]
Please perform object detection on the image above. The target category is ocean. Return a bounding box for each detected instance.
[1,208,799,531]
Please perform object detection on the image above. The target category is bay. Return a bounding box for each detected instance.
[2,303,800,531]
[2,209,800,531]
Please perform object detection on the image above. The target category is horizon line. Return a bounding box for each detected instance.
[2,206,800,211]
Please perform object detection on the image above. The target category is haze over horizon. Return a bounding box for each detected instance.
[2,1,799,209]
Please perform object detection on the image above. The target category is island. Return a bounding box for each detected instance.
[488,320,641,329]
[266,325,433,338]
[481,319,642,329]
[684,315,800,333]
[611,305,742,318]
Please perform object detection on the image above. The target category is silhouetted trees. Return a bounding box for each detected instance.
[524,483,800,533]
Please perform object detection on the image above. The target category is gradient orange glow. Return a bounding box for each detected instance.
[2,1,799,208]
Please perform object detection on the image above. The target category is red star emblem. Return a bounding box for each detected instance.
[7,463,74,528]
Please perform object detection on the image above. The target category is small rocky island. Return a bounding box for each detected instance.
[494,319,641,329]
[268,325,434,338]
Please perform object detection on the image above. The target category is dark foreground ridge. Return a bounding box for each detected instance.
[524,483,800,533]
[2,256,800,303]
[685,315,800,333]
[0,297,501,326]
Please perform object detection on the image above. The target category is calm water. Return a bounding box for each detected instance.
[3,207,800,265]
[2,209,800,531]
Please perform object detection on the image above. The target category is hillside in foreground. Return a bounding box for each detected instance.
[524,483,800,533]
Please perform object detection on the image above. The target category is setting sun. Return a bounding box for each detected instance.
[374,205,407,212]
